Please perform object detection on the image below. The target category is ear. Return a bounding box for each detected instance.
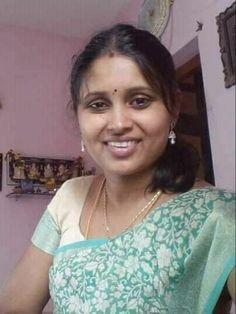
[171,89,182,126]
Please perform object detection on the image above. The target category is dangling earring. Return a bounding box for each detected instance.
[168,125,176,145]
[81,140,85,152]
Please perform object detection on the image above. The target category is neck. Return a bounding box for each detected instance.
[103,170,154,207]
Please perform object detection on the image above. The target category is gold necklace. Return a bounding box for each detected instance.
[104,186,162,238]
[85,177,106,239]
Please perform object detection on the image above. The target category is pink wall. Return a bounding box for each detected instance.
[162,0,235,191]
[0,26,84,311]
[0,1,235,311]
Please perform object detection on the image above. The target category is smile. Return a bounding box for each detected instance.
[105,140,141,157]
[107,140,139,148]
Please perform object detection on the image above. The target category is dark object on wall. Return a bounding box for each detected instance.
[216,2,236,88]
[0,154,2,191]
[195,21,203,32]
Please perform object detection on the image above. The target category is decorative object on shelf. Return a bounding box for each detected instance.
[5,150,95,197]
[0,153,2,191]
[138,0,174,38]
[6,150,26,181]
[45,177,56,193]
[216,2,236,88]
[20,179,34,193]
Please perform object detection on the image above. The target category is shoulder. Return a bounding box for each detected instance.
[170,185,235,253]
[162,179,234,215]
[183,184,235,223]
[47,176,95,218]
[49,175,95,204]
[192,178,211,189]
[58,175,95,196]
[168,181,235,222]
[188,179,235,203]
[187,183,235,205]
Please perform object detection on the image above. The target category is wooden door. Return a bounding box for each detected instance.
[176,55,215,185]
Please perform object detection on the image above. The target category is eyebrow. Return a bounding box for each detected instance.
[82,91,107,102]
[81,86,155,102]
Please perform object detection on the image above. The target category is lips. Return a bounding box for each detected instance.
[105,139,141,157]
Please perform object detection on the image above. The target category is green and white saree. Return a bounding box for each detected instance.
[32,177,235,314]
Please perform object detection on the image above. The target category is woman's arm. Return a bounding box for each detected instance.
[0,243,53,314]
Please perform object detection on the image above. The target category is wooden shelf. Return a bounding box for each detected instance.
[6,191,56,199]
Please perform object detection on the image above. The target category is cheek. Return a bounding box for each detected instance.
[137,104,172,130]
[78,113,89,139]
[78,113,106,141]
[143,115,171,137]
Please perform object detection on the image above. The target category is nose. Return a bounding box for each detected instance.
[107,105,133,134]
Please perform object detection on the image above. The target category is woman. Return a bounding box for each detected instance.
[0,24,235,314]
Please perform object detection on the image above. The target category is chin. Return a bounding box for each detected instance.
[103,162,153,178]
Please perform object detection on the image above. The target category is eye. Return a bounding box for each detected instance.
[88,100,109,112]
[131,96,152,109]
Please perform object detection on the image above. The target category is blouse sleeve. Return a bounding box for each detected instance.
[31,209,61,255]
[31,183,63,255]
[31,176,94,255]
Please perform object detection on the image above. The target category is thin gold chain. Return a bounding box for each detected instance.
[85,177,105,239]
[104,186,162,238]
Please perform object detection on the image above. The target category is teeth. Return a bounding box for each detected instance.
[108,141,136,148]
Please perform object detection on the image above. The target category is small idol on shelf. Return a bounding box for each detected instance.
[44,164,54,178]
[45,178,57,193]
[6,150,26,181]
[27,162,40,180]
[56,164,71,182]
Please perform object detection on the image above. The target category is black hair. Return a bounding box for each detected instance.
[69,23,199,193]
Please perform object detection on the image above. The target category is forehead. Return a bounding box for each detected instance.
[80,54,151,95]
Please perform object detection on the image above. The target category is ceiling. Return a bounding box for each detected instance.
[0,0,143,40]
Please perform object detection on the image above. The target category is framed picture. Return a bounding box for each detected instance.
[216,2,236,88]
[6,153,85,187]
[0,154,2,191]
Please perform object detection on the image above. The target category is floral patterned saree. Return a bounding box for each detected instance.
[32,177,235,314]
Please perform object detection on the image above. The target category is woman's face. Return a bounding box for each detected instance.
[78,54,176,178]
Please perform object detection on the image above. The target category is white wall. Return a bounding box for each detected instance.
[162,0,235,191]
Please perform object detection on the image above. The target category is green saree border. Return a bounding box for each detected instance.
[203,256,236,314]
